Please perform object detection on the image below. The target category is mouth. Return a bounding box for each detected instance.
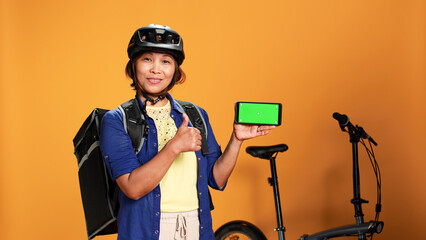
[147,78,162,84]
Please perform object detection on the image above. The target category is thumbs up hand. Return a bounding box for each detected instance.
[169,113,202,153]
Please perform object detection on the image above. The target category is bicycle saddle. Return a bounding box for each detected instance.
[246,144,288,159]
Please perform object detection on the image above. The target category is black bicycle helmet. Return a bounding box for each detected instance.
[127,24,185,65]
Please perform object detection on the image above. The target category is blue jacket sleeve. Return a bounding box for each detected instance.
[100,109,140,180]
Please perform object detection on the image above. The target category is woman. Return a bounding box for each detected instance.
[100,24,275,240]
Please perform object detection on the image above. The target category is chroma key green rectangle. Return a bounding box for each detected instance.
[235,102,282,126]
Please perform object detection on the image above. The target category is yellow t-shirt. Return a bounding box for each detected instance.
[146,101,199,212]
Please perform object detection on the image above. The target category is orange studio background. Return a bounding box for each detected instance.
[1,0,425,239]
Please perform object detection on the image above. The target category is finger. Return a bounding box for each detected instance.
[257,130,270,136]
[192,131,202,141]
[180,113,189,129]
[193,127,201,136]
[189,140,202,151]
[258,125,276,131]
[195,141,202,150]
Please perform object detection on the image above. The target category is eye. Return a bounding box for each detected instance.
[162,56,174,64]
[142,57,151,62]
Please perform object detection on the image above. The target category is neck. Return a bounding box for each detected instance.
[138,92,168,107]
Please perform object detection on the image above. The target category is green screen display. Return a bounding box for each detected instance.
[237,102,281,125]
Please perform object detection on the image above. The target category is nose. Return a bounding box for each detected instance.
[150,61,161,74]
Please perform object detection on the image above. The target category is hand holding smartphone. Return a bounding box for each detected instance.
[234,101,282,126]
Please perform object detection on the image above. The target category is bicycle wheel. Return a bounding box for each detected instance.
[215,220,267,240]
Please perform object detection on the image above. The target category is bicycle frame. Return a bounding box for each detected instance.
[244,124,384,240]
[300,121,383,240]
[300,221,383,240]
[216,116,384,240]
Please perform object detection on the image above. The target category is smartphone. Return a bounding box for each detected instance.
[235,101,282,126]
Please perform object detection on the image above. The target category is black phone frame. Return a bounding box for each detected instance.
[234,101,282,126]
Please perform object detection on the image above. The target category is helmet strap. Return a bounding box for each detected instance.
[141,91,166,105]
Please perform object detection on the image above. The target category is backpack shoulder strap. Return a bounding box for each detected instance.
[118,98,149,155]
[175,99,214,210]
[175,100,209,155]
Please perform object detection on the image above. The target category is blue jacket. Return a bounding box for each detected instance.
[100,94,224,240]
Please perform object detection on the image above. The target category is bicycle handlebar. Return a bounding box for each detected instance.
[299,221,384,240]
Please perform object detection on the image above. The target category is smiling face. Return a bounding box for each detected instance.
[134,51,176,99]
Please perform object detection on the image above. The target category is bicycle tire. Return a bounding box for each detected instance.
[215,220,267,240]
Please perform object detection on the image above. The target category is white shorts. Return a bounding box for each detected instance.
[159,210,200,240]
